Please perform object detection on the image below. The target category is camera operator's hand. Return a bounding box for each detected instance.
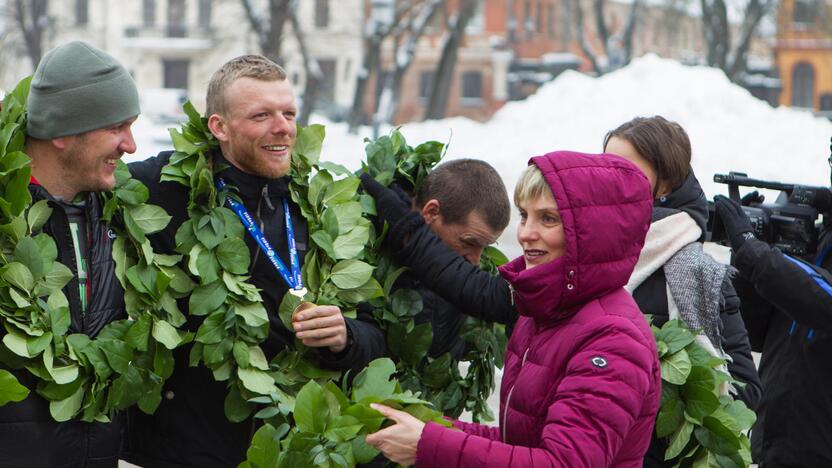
[360,173,423,248]
[741,190,764,206]
[714,195,756,251]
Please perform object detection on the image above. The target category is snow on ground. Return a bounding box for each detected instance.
[132,54,832,259]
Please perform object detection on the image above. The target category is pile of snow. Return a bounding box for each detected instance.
[131,55,832,256]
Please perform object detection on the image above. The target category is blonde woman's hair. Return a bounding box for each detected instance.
[206,55,287,117]
[514,164,550,206]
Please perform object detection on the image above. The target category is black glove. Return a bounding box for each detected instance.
[740,190,764,206]
[359,173,423,248]
[714,195,755,251]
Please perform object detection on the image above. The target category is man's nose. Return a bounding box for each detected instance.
[120,127,137,154]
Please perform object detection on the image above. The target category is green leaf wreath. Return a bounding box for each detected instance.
[652,319,756,467]
[0,77,193,421]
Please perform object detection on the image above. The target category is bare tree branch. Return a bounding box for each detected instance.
[287,1,320,126]
[574,0,604,75]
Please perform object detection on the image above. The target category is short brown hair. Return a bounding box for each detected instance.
[415,159,511,232]
[206,55,287,117]
[603,116,691,194]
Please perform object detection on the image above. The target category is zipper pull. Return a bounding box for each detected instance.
[262,185,275,211]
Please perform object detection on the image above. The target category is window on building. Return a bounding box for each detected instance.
[461,71,483,103]
[793,0,818,25]
[75,0,88,25]
[318,59,337,105]
[466,0,485,34]
[315,0,330,28]
[419,72,434,101]
[163,59,190,89]
[143,0,156,27]
[792,62,815,109]
[168,0,187,37]
[820,93,832,111]
[199,0,212,29]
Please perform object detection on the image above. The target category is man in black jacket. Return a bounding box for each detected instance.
[124,55,385,467]
[390,160,511,358]
[0,41,140,467]
[715,193,832,467]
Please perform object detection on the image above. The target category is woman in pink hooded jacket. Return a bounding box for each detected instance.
[366,151,661,467]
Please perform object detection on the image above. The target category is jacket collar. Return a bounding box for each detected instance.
[654,170,708,241]
[213,150,290,201]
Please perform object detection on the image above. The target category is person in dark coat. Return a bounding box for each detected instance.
[715,176,832,467]
[0,41,140,468]
[379,159,512,359]
[123,55,386,467]
[603,116,761,466]
[365,151,660,467]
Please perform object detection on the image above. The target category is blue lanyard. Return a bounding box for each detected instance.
[216,177,303,292]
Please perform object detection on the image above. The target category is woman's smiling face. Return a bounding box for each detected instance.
[516,189,565,270]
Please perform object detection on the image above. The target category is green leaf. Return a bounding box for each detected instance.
[195,310,227,344]
[26,331,52,356]
[238,367,278,395]
[661,348,692,385]
[390,323,432,366]
[115,178,150,205]
[324,415,363,443]
[657,320,697,354]
[324,177,360,205]
[245,424,281,468]
[99,340,133,373]
[0,369,29,406]
[382,266,408,298]
[330,259,374,289]
[656,396,686,438]
[330,202,363,235]
[26,199,52,233]
[152,319,184,350]
[108,365,145,410]
[336,277,383,303]
[194,212,226,250]
[682,367,721,423]
[311,230,337,259]
[216,237,250,274]
[195,248,221,284]
[40,262,73,295]
[696,416,741,455]
[390,288,423,318]
[47,304,70,337]
[665,420,694,459]
[126,204,171,235]
[2,262,34,293]
[309,170,334,207]
[332,225,370,259]
[294,379,330,433]
[14,237,44,280]
[154,345,175,379]
[169,128,199,154]
[235,302,269,328]
[225,384,255,423]
[3,331,33,358]
[189,281,228,316]
[294,124,325,164]
[49,380,84,422]
[248,345,270,371]
[233,341,250,367]
[352,358,397,403]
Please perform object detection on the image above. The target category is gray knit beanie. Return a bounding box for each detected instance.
[27,41,140,139]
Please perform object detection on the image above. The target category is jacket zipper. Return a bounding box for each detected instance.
[250,186,268,269]
[503,347,531,442]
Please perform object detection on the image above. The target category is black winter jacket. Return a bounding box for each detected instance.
[123,151,386,467]
[733,221,832,467]
[636,173,761,467]
[0,183,126,468]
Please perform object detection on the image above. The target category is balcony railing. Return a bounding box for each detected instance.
[123,25,214,51]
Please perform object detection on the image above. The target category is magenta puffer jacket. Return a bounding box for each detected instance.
[415,151,660,467]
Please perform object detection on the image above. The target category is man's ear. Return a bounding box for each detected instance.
[50,136,69,150]
[420,199,441,224]
[207,114,229,142]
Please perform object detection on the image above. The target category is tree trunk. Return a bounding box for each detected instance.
[241,0,290,63]
[347,34,382,133]
[288,6,320,126]
[13,0,48,69]
[377,0,443,124]
[621,0,642,65]
[700,0,730,71]
[593,0,609,57]
[725,0,775,81]
[574,0,604,76]
[424,0,479,121]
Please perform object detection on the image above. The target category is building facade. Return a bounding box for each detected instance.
[775,0,832,114]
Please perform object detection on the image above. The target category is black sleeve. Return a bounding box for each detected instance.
[731,273,773,352]
[734,238,832,332]
[396,223,516,324]
[720,281,762,410]
[317,303,387,378]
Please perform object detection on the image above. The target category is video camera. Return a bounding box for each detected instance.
[707,172,832,257]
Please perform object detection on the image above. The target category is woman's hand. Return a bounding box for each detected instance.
[365,403,426,466]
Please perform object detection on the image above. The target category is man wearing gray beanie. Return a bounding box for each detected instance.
[0,41,139,467]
